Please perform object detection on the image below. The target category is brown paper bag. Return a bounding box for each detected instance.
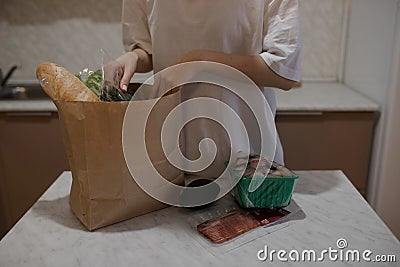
[54,90,184,230]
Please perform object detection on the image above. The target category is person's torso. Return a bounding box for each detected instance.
[145,0,265,71]
[141,0,283,170]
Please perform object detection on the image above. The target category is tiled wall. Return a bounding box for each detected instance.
[300,0,349,81]
[0,0,124,82]
[0,0,349,82]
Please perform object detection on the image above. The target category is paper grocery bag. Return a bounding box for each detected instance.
[54,90,184,230]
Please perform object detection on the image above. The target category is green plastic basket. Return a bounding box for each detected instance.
[234,173,299,208]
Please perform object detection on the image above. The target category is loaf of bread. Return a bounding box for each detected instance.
[36,62,99,102]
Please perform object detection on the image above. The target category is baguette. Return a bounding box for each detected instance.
[36,62,99,102]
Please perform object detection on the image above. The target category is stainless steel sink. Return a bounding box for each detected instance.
[0,84,49,100]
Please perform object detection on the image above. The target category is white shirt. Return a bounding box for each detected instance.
[122,0,301,177]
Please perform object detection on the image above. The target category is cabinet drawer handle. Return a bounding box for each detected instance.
[276,111,323,116]
[5,112,53,117]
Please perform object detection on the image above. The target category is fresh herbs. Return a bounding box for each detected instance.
[76,69,132,102]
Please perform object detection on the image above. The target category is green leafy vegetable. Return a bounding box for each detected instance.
[100,88,132,102]
[86,70,102,97]
[76,69,102,97]
[76,69,132,102]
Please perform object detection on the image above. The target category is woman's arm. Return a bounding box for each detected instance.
[178,49,297,91]
[133,48,153,73]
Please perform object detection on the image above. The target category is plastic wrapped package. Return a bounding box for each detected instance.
[230,156,299,209]
[76,50,132,102]
[183,194,303,255]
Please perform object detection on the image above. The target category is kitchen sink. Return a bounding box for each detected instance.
[0,84,49,100]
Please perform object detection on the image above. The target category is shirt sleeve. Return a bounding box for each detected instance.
[260,0,301,82]
[122,0,152,54]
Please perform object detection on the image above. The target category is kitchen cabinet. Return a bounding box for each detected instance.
[0,111,69,239]
[0,84,377,239]
[276,111,375,196]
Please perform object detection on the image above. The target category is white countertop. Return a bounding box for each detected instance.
[0,171,398,267]
[275,83,379,112]
[0,100,57,112]
[0,83,379,113]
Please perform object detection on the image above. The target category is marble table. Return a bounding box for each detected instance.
[0,171,398,267]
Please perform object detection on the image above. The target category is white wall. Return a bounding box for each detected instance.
[344,0,400,238]
[375,1,400,239]
[1,0,349,82]
[299,0,349,81]
[344,0,397,108]
[0,0,124,82]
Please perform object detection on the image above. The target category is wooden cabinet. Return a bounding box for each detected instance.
[0,107,376,239]
[0,112,69,239]
[276,111,375,196]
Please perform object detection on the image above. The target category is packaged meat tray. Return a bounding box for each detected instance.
[232,156,299,208]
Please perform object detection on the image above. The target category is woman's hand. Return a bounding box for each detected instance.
[103,51,138,91]
[116,51,139,91]
[104,48,153,91]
